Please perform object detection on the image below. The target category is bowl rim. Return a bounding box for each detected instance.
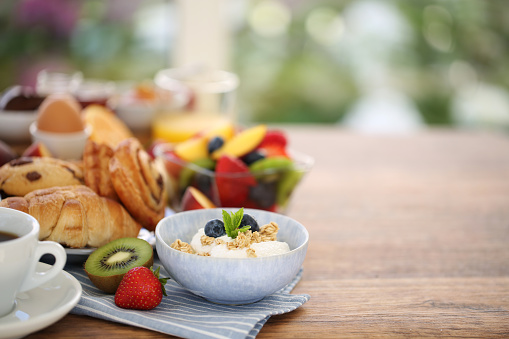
[155,68,239,94]
[155,207,309,261]
[0,109,37,117]
[29,122,92,139]
[153,143,315,178]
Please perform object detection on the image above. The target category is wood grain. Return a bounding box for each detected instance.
[25,127,509,338]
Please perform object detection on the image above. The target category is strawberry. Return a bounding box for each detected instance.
[259,144,289,158]
[257,130,289,158]
[114,266,168,310]
[258,130,287,148]
[215,155,256,207]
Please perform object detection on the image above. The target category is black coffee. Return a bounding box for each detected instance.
[0,231,18,242]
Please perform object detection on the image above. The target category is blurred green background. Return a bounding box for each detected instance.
[1,0,508,130]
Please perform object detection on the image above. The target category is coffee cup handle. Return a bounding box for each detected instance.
[19,241,67,293]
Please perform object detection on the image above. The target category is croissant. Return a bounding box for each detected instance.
[109,138,168,231]
[83,139,118,201]
[0,185,141,248]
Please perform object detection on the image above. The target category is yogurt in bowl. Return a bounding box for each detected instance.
[155,208,308,304]
[172,211,291,258]
[190,227,290,258]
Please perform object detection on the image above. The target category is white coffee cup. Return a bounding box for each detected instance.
[0,207,66,317]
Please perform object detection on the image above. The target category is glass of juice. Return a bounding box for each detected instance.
[152,66,239,143]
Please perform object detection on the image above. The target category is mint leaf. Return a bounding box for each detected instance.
[222,210,234,237]
[237,225,251,233]
[222,208,250,239]
[232,207,243,228]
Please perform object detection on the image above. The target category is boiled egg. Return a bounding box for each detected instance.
[37,93,84,133]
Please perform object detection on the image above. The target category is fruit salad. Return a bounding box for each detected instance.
[152,122,313,212]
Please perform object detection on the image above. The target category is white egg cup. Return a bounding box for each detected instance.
[29,122,91,160]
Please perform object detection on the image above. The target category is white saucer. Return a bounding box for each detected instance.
[0,262,82,339]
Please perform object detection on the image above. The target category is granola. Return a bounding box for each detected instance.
[170,239,195,254]
[201,235,215,246]
[170,221,289,258]
[259,222,279,242]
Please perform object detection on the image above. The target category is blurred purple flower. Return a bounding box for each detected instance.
[104,0,142,23]
[15,0,79,38]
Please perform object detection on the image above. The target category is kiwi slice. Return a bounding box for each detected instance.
[249,157,293,173]
[249,157,294,182]
[178,158,216,192]
[84,237,154,294]
[276,169,304,208]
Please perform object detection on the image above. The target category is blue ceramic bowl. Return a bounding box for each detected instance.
[155,208,309,304]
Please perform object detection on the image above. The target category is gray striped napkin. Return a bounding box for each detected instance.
[65,260,309,339]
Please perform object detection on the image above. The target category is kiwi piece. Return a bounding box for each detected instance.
[249,157,293,173]
[276,169,304,208]
[178,158,216,192]
[84,237,154,294]
[249,157,294,182]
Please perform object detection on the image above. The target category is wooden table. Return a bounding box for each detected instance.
[27,126,509,338]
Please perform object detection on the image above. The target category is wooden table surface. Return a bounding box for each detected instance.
[26,126,509,338]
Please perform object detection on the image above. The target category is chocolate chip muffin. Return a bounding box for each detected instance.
[0,157,84,196]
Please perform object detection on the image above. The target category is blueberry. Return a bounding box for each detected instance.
[239,213,259,232]
[207,137,224,154]
[248,182,277,209]
[204,219,226,238]
[242,150,265,166]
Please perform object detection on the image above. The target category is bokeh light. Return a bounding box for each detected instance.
[248,0,291,38]
[305,7,344,46]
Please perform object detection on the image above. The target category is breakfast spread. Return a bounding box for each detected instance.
[0,48,311,337]
[170,208,290,258]
[0,83,306,278]
[0,95,168,248]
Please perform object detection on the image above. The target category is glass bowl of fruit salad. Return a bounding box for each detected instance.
[152,124,314,213]
[155,207,309,304]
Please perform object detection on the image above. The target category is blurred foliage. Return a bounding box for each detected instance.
[233,0,509,126]
[1,0,508,127]
[396,0,509,125]
[0,0,171,88]
[233,0,357,124]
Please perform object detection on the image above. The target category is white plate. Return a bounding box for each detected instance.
[0,262,82,339]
